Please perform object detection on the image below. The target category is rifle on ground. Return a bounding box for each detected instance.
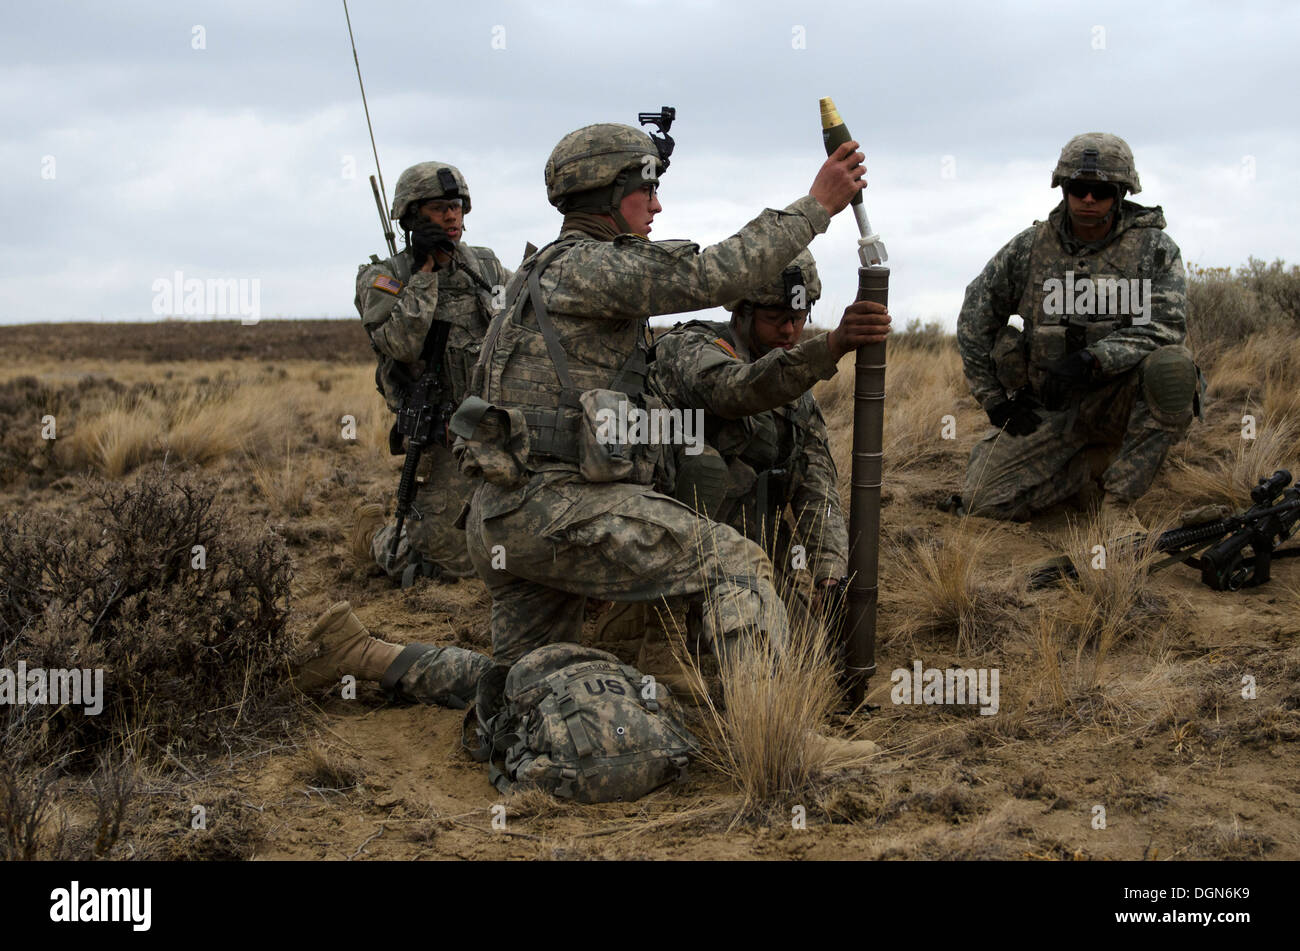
[387,322,453,573]
[1031,470,1300,592]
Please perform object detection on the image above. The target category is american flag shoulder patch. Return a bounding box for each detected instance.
[713,337,739,359]
[372,274,403,296]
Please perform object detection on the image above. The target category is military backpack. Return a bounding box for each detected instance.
[464,643,696,803]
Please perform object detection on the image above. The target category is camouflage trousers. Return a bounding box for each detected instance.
[371,443,476,581]
[465,473,790,666]
[963,361,1193,519]
[388,642,494,708]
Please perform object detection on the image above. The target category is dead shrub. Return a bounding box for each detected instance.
[1186,263,1292,362]
[0,468,300,766]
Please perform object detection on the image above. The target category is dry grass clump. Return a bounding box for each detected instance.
[1053,509,1176,651]
[1173,413,1299,509]
[0,469,300,766]
[247,437,316,516]
[297,745,365,793]
[167,385,275,465]
[1205,328,1300,410]
[885,520,1016,654]
[666,607,877,825]
[80,395,164,478]
[1185,815,1274,859]
[313,365,394,460]
[1027,510,1187,717]
[18,363,389,484]
[66,381,290,476]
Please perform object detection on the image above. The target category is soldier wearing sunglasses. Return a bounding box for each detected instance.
[950,133,1201,527]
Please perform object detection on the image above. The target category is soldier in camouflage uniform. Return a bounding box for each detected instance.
[952,133,1200,522]
[596,250,859,656]
[353,162,511,586]
[451,122,886,667]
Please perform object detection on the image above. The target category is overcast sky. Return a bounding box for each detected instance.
[2,0,1297,331]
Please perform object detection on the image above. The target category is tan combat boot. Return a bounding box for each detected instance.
[351,503,386,566]
[296,601,405,692]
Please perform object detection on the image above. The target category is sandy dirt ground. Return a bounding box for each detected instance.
[3,320,1297,861]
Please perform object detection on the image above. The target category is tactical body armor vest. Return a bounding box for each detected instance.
[474,233,656,471]
[357,244,506,414]
[1010,203,1170,397]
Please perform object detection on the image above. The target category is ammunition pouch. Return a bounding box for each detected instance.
[577,389,662,485]
[670,444,729,518]
[991,325,1029,393]
[449,396,531,488]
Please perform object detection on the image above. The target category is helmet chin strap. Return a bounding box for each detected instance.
[609,169,634,234]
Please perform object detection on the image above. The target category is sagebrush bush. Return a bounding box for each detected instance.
[1186,258,1300,364]
[0,469,299,764]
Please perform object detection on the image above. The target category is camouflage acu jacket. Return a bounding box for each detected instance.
[649,318,847,582]
[956,200,1187,411]
[355,244,510,413]
[471,194,832,478]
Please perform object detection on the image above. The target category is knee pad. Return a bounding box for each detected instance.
[1140,345,1197,427]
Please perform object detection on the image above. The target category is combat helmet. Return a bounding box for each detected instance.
[390,162,471,224]
[727,250,821,312]
[1051,133,1141,195]
[544,123,665,231]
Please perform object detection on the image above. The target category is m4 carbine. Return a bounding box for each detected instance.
[387,320,453,570]
[1135,469,1300,590]
[1031,470,1300,591]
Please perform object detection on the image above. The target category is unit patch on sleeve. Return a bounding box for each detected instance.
[372,275,403,296]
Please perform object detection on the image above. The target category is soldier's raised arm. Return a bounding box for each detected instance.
[541,141,867,321]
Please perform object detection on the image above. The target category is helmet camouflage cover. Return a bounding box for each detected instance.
[727,249,821,311]
[544,123,664,209]
[390,161,471,220]
[1051,133,1141,195]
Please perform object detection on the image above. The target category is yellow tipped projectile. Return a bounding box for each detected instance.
[819,97,843,130]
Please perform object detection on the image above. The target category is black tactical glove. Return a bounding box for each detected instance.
[408,220,456,270]
[987,395,1043,437]
[1040,350,1099,411]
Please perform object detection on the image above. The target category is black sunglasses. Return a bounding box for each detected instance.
[1065,180,1119,201]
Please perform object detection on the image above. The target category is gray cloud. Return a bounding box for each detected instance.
[1,0,1297,327]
